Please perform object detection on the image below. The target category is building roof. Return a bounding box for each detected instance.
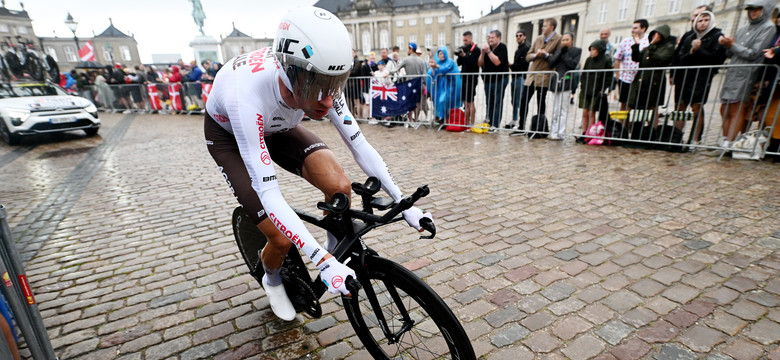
[96,19,131,38]
[0,7,30,19]
[226,23,251,38]
[314,0,452,14]
[486,0,523,16]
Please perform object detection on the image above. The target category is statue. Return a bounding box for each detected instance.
[189,0,206,35]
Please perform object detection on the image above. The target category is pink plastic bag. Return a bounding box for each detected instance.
[585,121,605,145]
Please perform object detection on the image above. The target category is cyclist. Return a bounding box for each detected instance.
[204,7,433,321]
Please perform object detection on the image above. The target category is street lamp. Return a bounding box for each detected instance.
[64,12,80,50]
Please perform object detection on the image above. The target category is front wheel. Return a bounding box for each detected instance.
[343,255,475,360]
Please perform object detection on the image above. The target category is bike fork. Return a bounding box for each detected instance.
[358,273,416,344]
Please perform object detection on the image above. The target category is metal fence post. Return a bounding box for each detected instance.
[0,204,57,360]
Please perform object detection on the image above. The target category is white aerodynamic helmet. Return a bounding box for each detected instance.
[274,7,353,101]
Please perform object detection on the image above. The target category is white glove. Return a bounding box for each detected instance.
[402,206,433,231]
[317,257,356,296]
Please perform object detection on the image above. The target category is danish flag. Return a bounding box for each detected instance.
[371,79,397,101]
[78,40,95,61]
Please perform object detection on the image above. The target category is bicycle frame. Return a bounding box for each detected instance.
[292,177,433,343]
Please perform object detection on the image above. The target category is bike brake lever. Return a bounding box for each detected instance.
[419,217,436,239]
[344,276,362,299]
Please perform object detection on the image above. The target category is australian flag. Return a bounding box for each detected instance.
[370,78,421,117]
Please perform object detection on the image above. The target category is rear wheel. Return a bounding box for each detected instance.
[343,255,475,360]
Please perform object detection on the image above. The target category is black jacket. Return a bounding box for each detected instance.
[549,45,581,92]
[511,42,530,76]
[456,43,481,73]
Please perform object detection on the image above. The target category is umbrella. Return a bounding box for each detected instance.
[74,60,104,70]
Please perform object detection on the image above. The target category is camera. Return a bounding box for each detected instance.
[456,46,467,56]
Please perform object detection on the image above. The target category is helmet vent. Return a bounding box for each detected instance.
[306,63,313,71]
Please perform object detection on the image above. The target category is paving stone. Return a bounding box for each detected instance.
[517,294,551,314]
[453,286,488,305]
[609,339,651,360]
[747,290,780,307]
[653,344,697,360]
[637,320,680,343]
[723,276,758,293]
[561,334,605,360]
[551,316,593,341]
[683,239,713,250]
[727,300,768,321]
[705,288,741,305]
[596,321,634,345]
[303,316,337,334]
[662,284,700,304]
[664,310,699,328]
[490,325,530,347]
[720,338,765,360]
[523,331,562,353]
[580,303,616,325]
[486,288,522,308]
[522,311,555,331]
[678,325,727,353]
[743,318,780,345]
[682,299,718,318]
[180,340,228,360]
[646,297,681,315]
[630,278,666,297]
[144,337,191,360]
[651,268,685,286]
[555,249,579,261]
[621,308,659,328]
[485,306,526,327]
[541,282,577,302]
[602,290,643,313]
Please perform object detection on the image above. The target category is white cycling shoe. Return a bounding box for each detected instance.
[262,275,296,321]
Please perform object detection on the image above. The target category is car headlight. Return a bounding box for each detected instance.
[7,110,30,126]
[84,103,97,113]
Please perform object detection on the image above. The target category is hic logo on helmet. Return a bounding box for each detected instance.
[314,10,332,20]
[302,45,314,59]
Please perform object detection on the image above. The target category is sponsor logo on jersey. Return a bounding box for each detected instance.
[213,114,229,123]
[276,38,299,55]
[248,48,269,73]
[350,130,361,141]
[343,115,353,125]
[262,175,277,182]
[270,124,281,128]
[256,114,267,150]
[206,140,214,145]
[278,101,291,110]
[272,116,285,121]
[218,166,238,200]
[302,45,314,59]
[257,209,266,218]
[333,97,345,116]
[303,142,326,154]
[261,151,271,165]
[331,275,344,288]
[268,212,306,248]
[327,64,345,71]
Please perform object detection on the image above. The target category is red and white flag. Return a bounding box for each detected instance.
[168,83,183,111]
[201,83,212,105]
[147,84,161,111]
[78,40,95,61]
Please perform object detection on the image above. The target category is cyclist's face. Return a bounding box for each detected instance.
[296,94,334,119]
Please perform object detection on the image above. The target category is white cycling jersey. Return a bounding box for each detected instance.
[206,47,404,263]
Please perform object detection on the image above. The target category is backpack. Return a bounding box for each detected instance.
[585,121,606,145]
[653,124,687,152]
[527,114,549,139]
[445,108,468,132]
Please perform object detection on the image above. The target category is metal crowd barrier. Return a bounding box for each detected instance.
[344,74,434,128]
[0,205,56,359]
[83,82,212,115]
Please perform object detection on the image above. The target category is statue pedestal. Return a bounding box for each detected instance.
[190,35,221,64]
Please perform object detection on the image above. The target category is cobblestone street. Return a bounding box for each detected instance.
[1,112,779,360]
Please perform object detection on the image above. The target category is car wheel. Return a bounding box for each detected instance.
[0,121,21,145]
[84,127,99,137]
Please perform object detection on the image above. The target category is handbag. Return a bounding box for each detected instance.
[731,130,769,160]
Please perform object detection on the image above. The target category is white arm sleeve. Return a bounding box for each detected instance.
[328,95,404,202]
[231,80,326,265]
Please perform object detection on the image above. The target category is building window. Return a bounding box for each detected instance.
[396,20,404,28]
[438,16,446,24]
[46,47,58,62]
[64,46,77,62]
[362,31,371,55]
[598,2,608,24]
[120,45,132,61]
[696,0,708,5]
[424,17,432,25]
[481,26,487,40]
[668,0,681,14]
[644,0,655,17]
[409,19,417,26]
[438,32,446,47]
[0,24,8,32]
[618,0,629,21]
[102,46,113,62]
[379,29,389,49]
[397,35,404,49]
[424,33,432,48]
[17,26,27,34]
[409,34,417,45]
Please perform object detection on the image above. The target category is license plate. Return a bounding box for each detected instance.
[50,116,77,124]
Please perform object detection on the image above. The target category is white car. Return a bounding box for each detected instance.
[0,82,100,145]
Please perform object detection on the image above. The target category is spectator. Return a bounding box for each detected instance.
[361,53,376,118]
[94,71,114,109]
[391,46,401,65]
[508,30,530,129]
[186,60,204,108]
[374,60,392,86]
[762,15,780,160]
[380,48,396,68]
[479,29,509,130]
[456,31,481,125]
[628,24,676,125]
[200,60,214,82]
[613,19,650,110]
[168,65,182,83]
[548,33,581,140]
[520,18,562,132]
[108,63,131,110]
[347,49,364,118]
[600,27,615,59]
[718,0,776,148]
[578,40,613,140]
[390,43,428,122]
[416,46,431,120]
[672,8,727,143]
[427,46,462,123]
[146,65,160,83]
